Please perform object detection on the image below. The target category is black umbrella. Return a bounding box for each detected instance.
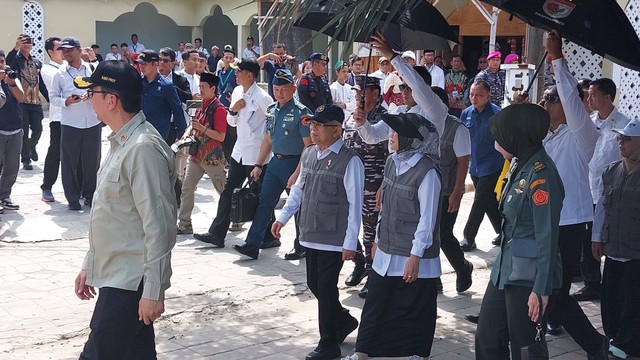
[293,1,458,51]
[480,0,640,71]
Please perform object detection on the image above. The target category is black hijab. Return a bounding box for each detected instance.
[489,104,550,169]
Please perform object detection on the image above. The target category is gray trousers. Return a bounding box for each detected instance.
[177,158,226,226]
[0,130,23,199]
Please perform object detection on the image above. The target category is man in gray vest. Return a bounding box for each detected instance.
[271,104,364,360]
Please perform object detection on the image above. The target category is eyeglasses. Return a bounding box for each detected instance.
[399,84,412,92]
[543,93,561,103]
[310,122,339,129]
[159,58,172,63]
[617,135,633,143]
[87,89,117,99]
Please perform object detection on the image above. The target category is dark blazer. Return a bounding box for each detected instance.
[172,71,192,104]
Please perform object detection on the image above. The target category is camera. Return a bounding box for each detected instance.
[3,66,19,80]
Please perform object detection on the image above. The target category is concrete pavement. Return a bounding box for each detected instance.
[0,118,608,359]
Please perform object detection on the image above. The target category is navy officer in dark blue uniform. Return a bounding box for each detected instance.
[297,53,332,112]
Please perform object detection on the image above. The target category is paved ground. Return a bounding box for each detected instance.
[0,119,610,359]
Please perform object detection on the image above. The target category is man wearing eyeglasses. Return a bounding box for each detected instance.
[137,50,186,144]
[233,69,312,260]
[539,31,609,359]
[49,37,102,211]
[297,52,333,112]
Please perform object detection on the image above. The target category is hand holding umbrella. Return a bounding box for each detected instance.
[370,31,395,62]
[546,30,563,61]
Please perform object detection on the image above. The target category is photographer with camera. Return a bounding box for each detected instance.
[176,72,227,235]
[257,43,300,100]
[0,49,26,213]
[6,34,49,171]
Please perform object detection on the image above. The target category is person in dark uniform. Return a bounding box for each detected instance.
[344,113,442,360]
[475,104,564,360]
[233,69,312,259]
[342,75,387,298]
[297,53,332,112]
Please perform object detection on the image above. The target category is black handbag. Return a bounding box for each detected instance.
[230,180,260,223]
[521,293,549,360]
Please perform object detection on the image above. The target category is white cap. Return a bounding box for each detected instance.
[613,118,640,137]
[401,51,416,61]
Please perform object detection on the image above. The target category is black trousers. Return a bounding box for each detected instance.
[440,195,467,272]
[547,222,603,355]
[602,258,640,357]
[580,215,602,288]
[79,283,156,360]
[305,248,348,348]
[41,121,61,191]
[20,104,43,164]
[356,271,437,358]
[60,124,102,202]
[476,282,544,360]
[463,172,502,242]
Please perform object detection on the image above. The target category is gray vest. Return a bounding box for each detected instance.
[440,115,463,196]
[602,161,640,259]
[377,156,441,258]
[298,144,357,246]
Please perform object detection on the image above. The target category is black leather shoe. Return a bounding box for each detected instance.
[336,315,359,344]
[84,198,92,207]
[464,314,479,324]
[284,248,306,260]
[547,322,564,335]
[31,149,38,162]
[233,244,259,259]
[357,279,369,299]
[345,265,369,286]
[305,345,341,360]
[260,239,281,249]
[570,286,600,301]
[193,232,225,248]
[22,162,33,171]
[456,261,474,293]
[492,234,502,246]
[587,335,609,360]
[460,238,476,252]
[68,201,82,211]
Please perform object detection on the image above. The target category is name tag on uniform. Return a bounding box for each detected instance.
[283,114,295,122]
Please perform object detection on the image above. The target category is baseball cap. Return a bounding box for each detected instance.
[73,60,142,94]
[378,57,389,64]
[334,60,349,71]
[401,51,416,61]
[59,37,81,49]
[352,75,381,91]
[307,104,344,124]
[380,113,426,140]
[230,58,260,76]
[613,118,640,137]
[487,51,502,60]
[223,44,235,56]
[211,45,219,50]
[136,50,159,63]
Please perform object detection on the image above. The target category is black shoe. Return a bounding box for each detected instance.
[0,198,19,210]
[587,335,609,360]
[260,239,281,249]
[336,315,359,344]
[345,264,369,286]
[358,279,369,299]
[570,286,600,301]
[22,162,33,170]
[193,232,225,248]
[84,198,92,207]
[436,277,444,293]
[492,235,502,246]
[233,244,259,259]
[68,201,82,211]
[31,149,38,162]
[460,238,476,252]
[305,345,341,360]
[284,248,306,260]
[456,261,474,293]
[547,322,564,335]
[464,314,479,324]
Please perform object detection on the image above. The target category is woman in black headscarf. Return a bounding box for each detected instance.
[475,104,564,360]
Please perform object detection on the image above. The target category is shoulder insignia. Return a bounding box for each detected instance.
[300,78,309,86]
[529,179,547,189]
[532,189,549,206]
[533,161,546,172]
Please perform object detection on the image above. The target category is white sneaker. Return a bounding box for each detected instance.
[341,355,359,360]
[408,356,425,360]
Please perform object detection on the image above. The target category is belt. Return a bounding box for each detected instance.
[273,153,301,159]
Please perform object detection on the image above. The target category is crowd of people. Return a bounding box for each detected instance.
[0,28,638,360]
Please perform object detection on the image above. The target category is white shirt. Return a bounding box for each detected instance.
[277,139,365,252]
[453,125,472,157]
[227,82,273,165]
[426,64,445,89]
[370,69,389,85]
[129,43,145,54]
[105,53,121,61]
[41,61,65,123]
[242,46,260,60]
[330,81,357,121]
[178,70,200,98]
[373,153,442,278]
[544,59,598,225]
[50,62,100,129]
[588,107,631,204]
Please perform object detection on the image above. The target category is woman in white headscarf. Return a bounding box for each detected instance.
[344,113,441,360]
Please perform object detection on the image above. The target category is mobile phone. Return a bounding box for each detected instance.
[72,95,81,100]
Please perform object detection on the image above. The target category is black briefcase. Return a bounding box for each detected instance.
[230,180,260,223]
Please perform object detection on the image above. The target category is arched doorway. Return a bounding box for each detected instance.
[202,6,238,50]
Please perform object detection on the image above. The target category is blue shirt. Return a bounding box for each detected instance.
[462,103,504,177]
[263,60,286,100]
[265,98,312,155]
[217,67,236,108]
[141,74,186,141]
